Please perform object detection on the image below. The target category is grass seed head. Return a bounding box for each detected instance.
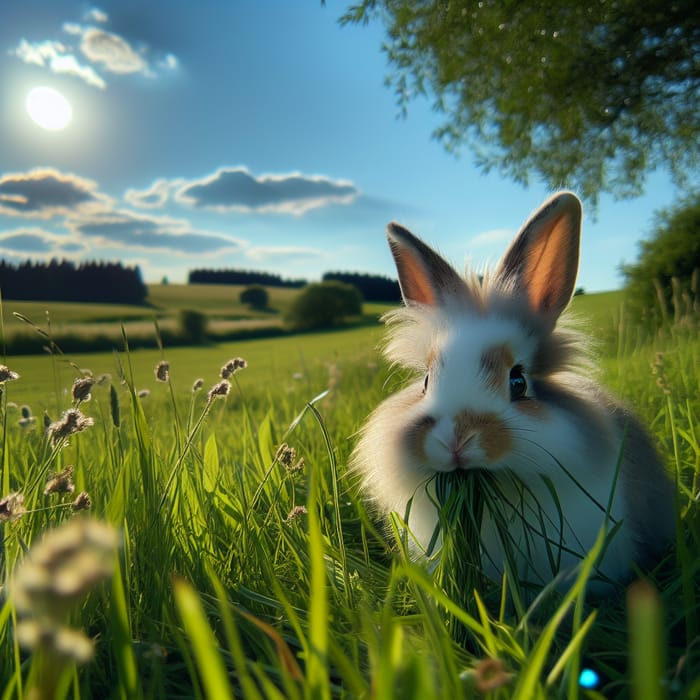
[276,443,305,474]
[155,360,170,382]
[192,377,204,392]
[207,380,231,400]
[48,408,95,445]
[72,492,92,512]
[72,376,95,403]
[472,658,513,693]
[11,518,120,664]
[0,364,20,383]
[19,405,37,429]
[285,505,308,525]
[44,466,76,496]
[138,389,150,399]
[220,357,247,378]
[0,492,26,522]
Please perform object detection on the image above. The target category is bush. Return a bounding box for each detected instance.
[179,309,208,344]
[621,194,700,328]
[284,281,362,331]
[240,285,269,309]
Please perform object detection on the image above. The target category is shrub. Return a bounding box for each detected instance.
[284,281,362,331]
[240,285,269,309]
[621,194,700,328]
[179,309,208,344]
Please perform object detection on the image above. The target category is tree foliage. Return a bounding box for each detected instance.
[341,0,700,203]
[285,281,363,330]
[240,285,269,309]
[0,259,147,304]
[621,194,700,327]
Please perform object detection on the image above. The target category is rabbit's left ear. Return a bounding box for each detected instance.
[496,192,582,327]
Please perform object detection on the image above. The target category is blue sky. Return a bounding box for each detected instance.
[0,1,682,291]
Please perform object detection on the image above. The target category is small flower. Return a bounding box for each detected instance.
[155,360,170,382]
[72,492,92,512]
[285,505,307,526]
[44,466,76,496]
[138,389,150,399]
[48,408,95,445]
[0,492,26,522]
[275,443,305,475]
[192,378,204,392]
[207,380,231,401]
[71,376,95,403]
[0,364,20,383]
[220,357,247,379]
[472,657,513,693]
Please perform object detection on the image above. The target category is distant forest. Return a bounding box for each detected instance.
[189,267,401,302]
[188,269,307,288]
[0,260,147,304]
[322,272,401,302]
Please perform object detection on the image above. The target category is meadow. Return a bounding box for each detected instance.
[0,287,697,699]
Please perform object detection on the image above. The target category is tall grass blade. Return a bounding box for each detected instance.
[173,575,234,699]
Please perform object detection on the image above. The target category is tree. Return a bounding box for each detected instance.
[341,0,700,203]
[240,285,269,309]
[621,193,700,327]
[285,281,363,330]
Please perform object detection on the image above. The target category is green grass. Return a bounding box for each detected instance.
[0,294,697,699]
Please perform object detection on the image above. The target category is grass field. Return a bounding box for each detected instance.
[0,288,698,699]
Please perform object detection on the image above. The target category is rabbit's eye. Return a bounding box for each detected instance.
[423,373,429,394]
[509,365,527,400]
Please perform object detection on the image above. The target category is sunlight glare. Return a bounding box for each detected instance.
[25,86,73,131]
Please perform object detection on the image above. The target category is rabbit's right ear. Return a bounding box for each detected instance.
[387,222,466,307]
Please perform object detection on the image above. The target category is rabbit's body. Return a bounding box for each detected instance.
[352,192,674,592]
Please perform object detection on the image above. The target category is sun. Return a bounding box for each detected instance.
[26,86,73,131]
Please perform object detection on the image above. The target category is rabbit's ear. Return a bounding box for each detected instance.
[387,222,466,307]
[496,192,581,326]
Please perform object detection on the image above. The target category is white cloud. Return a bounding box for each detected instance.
[245,245,327,262]
[159,53,179,70]
[12,37,106,88]
[468,228,514,247]
[173,167,359,215]
[124,179,183,209]
[80,28,147,75]
[0,227,84,256]
[86,8,108,24]
[11,12,177,89]
[0,168,112,219]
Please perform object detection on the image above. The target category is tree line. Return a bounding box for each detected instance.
[0,259,147,304]
[188,269,307,288]
[191,268,401,302]
[322,271,400,302]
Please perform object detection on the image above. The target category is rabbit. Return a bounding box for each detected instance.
[351,191,675,595]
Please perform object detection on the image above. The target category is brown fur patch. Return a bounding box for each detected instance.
[480,345,514,396]
[512,398,546,417]
[454,410,511,462]
[405,415,436,461]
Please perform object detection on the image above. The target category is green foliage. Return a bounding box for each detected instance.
[621,193,700,328]
[284,280,362,330]
[240,285,269,309]
[178,309,209,344]
[0,302,697,698]
[341,0,700,203]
